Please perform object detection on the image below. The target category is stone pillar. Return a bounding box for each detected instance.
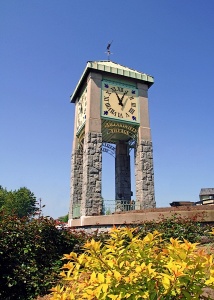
[115,141,131,211]
[69,94,83,219]
[135,140,155,209]
[69,147,83,219]
[81,132,102,216]
[81,72,103,216]
[135,82,156,209]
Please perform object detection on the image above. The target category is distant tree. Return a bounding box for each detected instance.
[58,213,69,223]
[0,186,7,208]
[0,186,37,218]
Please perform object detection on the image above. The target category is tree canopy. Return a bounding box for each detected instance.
[0,186,37,218]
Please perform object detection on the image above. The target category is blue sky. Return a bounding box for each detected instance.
[1,1,214,219]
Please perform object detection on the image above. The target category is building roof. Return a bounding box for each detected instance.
[199,188,214,196]
[70,61,154,103]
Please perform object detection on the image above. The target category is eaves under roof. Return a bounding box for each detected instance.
[70,61,154,103]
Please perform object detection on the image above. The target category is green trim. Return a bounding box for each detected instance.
[70,61,154,103]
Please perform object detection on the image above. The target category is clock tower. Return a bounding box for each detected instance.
[69,61,156,221]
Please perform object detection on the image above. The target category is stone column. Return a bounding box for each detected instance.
[135,82,156,209]
[115,141,131,211]
[81,132,102,216]
[69,96,83,219]
[69,147,83,219]
[81,72,103,216]
[135,140,155,209]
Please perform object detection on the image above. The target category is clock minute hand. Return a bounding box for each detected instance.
[115,92,123,106]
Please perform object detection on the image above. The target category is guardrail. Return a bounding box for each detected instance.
[104,199,137,215]
[72,200,137,218]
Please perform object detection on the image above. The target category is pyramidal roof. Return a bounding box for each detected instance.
[70,61,154,103]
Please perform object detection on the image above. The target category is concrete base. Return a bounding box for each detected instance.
[68,206,214,228]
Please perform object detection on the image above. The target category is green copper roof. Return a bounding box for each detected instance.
[70,61,154,103]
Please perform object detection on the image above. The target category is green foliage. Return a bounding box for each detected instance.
[0,186,37,218]
[58,214,69,223]
[0,213,88,300]
[135,213,214,243]
[51,227,214,300]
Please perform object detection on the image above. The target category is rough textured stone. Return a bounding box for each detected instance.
[81,132,103,216]
[135,139,156,209]
[69,147,83,219]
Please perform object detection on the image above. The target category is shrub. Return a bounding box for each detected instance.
[135,212,214,243]
[0,213,88,300]
[50,227,214,299]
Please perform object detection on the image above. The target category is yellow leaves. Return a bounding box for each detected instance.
[209,227,214,235]
[135,266,141,273]
[84,238,102,251]
[98,272,105,283]
[50,227,214,300]
[113,270,122,281]
[143,232,154,243]
[161,274,171,290]
[205,275,214,285]
[62,252,77,261]
[50,285,65,294]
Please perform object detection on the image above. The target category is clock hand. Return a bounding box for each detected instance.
[121,97,128,111]
[120,91,128,104]
[114,91,123,106]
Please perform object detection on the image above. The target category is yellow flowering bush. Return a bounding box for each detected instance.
[50,227,214,299]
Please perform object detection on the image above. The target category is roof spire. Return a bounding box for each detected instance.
[105,40,113,61]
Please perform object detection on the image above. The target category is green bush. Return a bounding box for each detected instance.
[0,213,88,300]
[135,212,214,243]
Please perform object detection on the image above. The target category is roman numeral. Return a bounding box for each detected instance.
[111,86,117,92]
[106,91,111,96]
[129,108,135,114]
[109,108,116,116]
[118,113,123,118]
[129,96,134,100]
[131,102,136,107]
[126,113,130,118]
[104,96,109,101]
[105,102,111,108]
[117,87,123,92]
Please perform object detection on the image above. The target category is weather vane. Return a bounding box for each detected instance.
[105,41,113,61]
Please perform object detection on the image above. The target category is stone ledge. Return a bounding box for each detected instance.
[69,206,214,227]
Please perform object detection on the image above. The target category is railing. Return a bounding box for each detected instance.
[103,199,136,215]
[72,200,137,218]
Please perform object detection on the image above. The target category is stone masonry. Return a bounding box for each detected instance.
[81,132,103,216]
[115,141,131,212]
[69,147,83,219]
[135,139,156,209]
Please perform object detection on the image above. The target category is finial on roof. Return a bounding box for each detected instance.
[105,40,113,61]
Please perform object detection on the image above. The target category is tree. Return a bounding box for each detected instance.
[0,186,37,218]
[58,213,68,223]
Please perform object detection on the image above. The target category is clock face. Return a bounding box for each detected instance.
[101,80,139,123]
[76,87,87,133]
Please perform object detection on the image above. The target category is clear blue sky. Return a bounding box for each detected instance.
[1,1,214,219]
